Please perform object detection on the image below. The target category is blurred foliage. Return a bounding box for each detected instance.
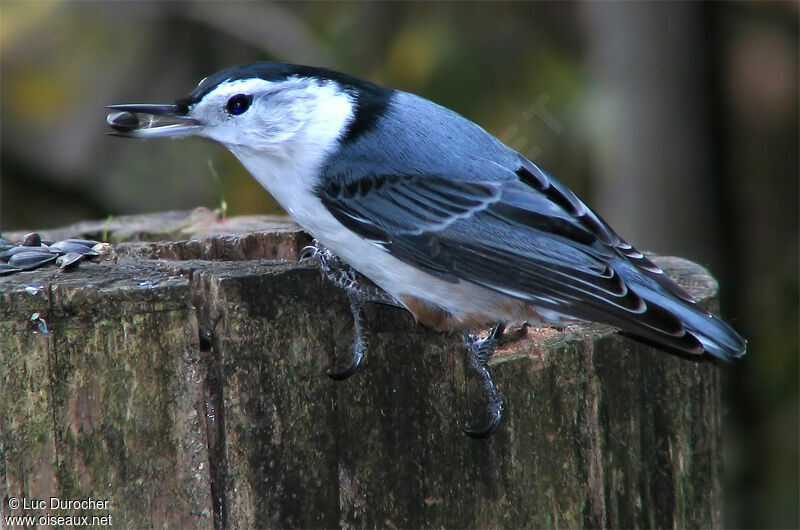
[0,1,797,527]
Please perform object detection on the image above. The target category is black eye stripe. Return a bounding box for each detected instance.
[226,94,252,116]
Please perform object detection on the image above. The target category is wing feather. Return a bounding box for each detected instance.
[317,169,708,355]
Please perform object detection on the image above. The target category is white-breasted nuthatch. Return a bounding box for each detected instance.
[108,62,746,436]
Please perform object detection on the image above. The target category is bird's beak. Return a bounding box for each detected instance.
[106,103,202,138]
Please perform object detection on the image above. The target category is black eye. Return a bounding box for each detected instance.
[226,94,252,116]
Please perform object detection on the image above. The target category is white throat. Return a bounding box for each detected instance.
[225,81,354,229]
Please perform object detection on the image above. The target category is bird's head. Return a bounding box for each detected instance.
[107,62,383,158]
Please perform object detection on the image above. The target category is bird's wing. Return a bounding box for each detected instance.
[317,156,709,354]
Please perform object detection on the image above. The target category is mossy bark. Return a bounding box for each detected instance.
[0,211,724,528]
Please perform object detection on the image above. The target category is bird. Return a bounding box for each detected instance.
[107,61,746,437]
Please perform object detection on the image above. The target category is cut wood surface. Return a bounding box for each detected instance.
[0,210,724,528]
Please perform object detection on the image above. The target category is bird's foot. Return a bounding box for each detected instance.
[300,239,400,379]
[462,323,506,438]
[300,239,358,292]
[300,239,400,306]
[327,292,368,380]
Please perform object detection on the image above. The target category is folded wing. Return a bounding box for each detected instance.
[317,157,746,360]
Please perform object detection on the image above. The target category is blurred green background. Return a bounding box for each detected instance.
[1,1,797,526]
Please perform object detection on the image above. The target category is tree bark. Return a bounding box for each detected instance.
[0,211,723,528]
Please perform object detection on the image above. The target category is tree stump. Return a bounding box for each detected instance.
[0,210,724,528]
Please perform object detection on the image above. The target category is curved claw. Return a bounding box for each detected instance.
[462,323,506,438]
[299,244,319,263]
[328,292,368,381]
[327,348,364,381]
[464,398,504,438]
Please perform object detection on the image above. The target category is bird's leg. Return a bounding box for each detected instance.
[462,323,506,438]
[327,292,368,380]
[299,239,400,306]
[300,239,401,379]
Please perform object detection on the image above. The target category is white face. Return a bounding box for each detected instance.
[189,77,355,155]
[108,76,356,157]
[107,74,359,227]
